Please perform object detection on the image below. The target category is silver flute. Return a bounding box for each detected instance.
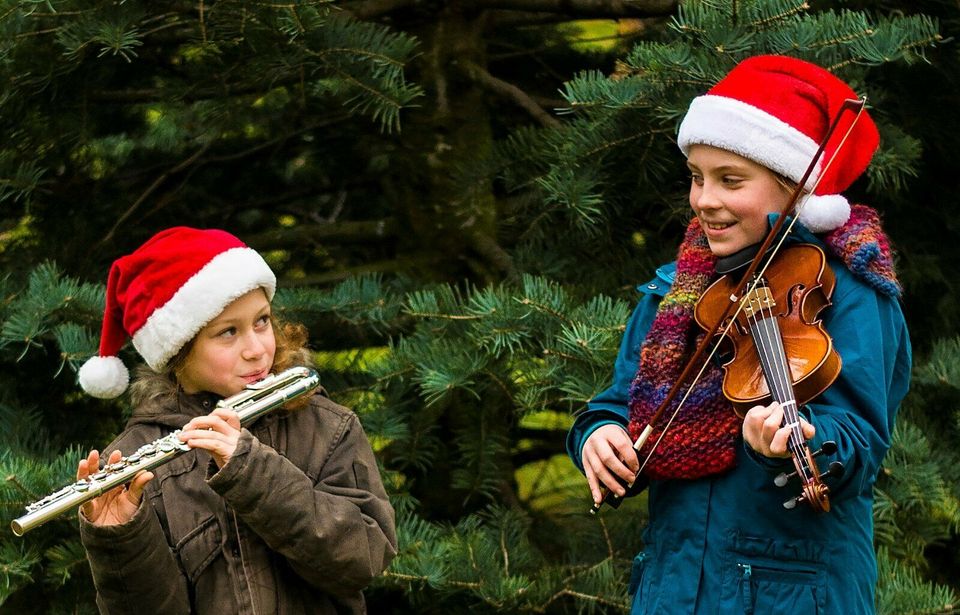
[11,366,320,536]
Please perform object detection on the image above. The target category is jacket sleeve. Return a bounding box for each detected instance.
[748,269,912,501]
[565,284,664,473]
[79,496,190,615]
[207,412,397,597]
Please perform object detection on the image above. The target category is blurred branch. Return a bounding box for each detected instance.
[340,0,417,19]
[473,0,676,18]
[87,78,295,103]
[461,60,561,129]
[285,255,433,286]
[97,142,213,249]
[467,229,516,276]
[245,218,399,249]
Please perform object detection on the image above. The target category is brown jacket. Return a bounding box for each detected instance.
[79,387,397,614]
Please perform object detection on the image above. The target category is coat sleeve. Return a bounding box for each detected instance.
[79,496,191,615]
[207,411,397,597]
[768,269,911,501]
[565,285,664,473]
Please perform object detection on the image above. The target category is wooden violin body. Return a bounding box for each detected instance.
[694,243,842,417]
[694,243,844,512]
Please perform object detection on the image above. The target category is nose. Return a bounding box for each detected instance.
[693,180,722,212]
[241,331,266,361]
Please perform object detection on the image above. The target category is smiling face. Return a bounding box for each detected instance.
[178,288,276,397]
[686,144,792,257]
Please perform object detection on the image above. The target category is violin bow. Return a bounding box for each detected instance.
[591,97,867,514]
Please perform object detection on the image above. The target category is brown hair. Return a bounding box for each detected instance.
[773,173,798,196]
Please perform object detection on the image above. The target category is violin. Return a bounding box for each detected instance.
[694,242,845,511]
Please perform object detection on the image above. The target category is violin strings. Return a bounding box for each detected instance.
[750,295,811,478]
[637,274,797,474]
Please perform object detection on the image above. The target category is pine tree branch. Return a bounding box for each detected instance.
[382,571,482,589]
[460,60,561,129]
[540,588,630,611]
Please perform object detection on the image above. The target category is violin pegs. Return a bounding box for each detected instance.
[777,458,843,487]
[774,469,794,488]
[775,441,839,488]
[812,440,838,458]
[821,460,844,480]
[783,494,803,510]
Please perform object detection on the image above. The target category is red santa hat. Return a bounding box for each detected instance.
[677,55,879,233]
[78,227,276,398]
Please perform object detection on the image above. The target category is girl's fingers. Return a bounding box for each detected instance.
[125,471,154,504]
[581,425,640,502]
[179,436,224,452]
[591,458,627,497]
[769,426,792,456]
[602,446,637,484]
[584,463,601,504]
[210,408,241,430]
[184,414,240,436]
[78,449,99,481]
[761,403,784,443]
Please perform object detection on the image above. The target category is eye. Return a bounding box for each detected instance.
[217,326,237,338]
[689,173,704,186]
[722,176,744,186]
[255,314,272,329]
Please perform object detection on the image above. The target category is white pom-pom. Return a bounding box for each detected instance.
[78,356,130,399]
[797,193,850,233]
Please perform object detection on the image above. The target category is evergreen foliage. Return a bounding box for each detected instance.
[0,0,959,612]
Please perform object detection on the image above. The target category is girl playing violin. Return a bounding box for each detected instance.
[75,227,396,614]
[567,56,911,614]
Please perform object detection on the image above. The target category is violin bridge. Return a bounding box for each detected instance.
[741,286,776,319]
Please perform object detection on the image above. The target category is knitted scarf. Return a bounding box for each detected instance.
[627,204,900,480]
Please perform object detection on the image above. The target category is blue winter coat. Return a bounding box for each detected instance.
[566,225,911,614]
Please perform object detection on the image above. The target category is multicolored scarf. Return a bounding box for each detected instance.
[627,204,901,480]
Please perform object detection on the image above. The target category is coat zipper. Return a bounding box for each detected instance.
[738,563,753,615]
[233,510,260,615]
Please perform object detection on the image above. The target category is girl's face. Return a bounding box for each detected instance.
[686,144,791,257]
[178,288,276,397]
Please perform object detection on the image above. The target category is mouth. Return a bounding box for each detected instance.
[241,369,268,383]
[700,220,736,234]
[702,220,735,231]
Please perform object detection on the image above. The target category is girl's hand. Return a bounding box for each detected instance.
[742,401,815,458]
[581,424,640,506]
[178,408,242,468]
[77,449,153,526]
